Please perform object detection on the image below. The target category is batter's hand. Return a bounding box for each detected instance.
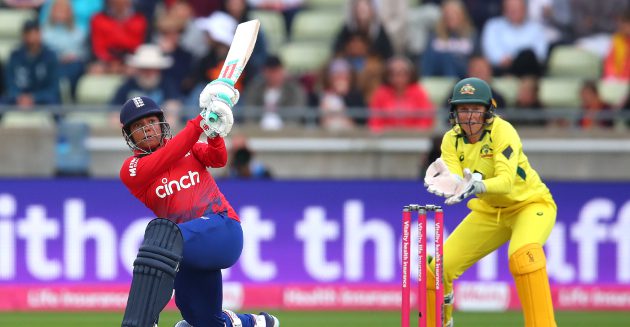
[445,168,485,205]
[424,158,461,198]
[199,78,240,110]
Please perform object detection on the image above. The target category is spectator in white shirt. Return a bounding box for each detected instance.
[481,0,548,76]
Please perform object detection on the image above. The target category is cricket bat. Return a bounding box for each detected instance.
[206,19,260,122]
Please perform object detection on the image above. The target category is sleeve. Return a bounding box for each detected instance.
[481,19,503,65]
[603,36,619,79]
[530,23,549,62]
[368,87,387,132]
[119,15,147,50]
[4,52,19,102]
[375,26,394,59]
[192,136,228,168]
[91,15,112,61]
[439,132,463,178]
[120,115,204,186]
[482,123,521,194]
[332,26,351,55]
[33,51,60,104]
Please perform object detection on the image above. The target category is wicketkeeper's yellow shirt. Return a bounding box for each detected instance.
[440,116,555,213]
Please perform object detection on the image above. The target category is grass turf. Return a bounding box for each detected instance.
[0,310,628,326]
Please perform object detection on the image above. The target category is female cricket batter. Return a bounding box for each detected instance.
[118,79,279,327]
[424,77,556,326]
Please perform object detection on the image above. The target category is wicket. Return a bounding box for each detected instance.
[402,204,444,327]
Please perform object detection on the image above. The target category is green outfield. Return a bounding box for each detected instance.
[0,311,629,326]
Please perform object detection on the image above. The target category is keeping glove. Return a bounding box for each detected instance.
[424,158,462,198]
[445,168,486,205]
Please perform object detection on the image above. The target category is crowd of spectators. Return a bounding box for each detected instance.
[2,0,630,133]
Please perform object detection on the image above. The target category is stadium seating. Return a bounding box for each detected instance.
[0,111,55,128]
[539,77,583,109]
[491,77,520,108]
[279,42,331,74]
[64,112,111,129]
[75,75,125,105]
[420,77,456,108]
[0,39,17,62]
[291,10,343,42]
[0,8,35,39]
[547,45,602,79]
[598,79,629,107]
[250,10,286,55]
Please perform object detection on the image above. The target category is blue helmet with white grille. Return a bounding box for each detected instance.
[120,96,171,154]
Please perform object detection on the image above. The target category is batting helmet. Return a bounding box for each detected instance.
[120,96,171,153]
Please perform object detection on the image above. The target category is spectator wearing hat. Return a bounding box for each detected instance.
[89,0,147,74]
[244,55,307,130]
[110,44,181,127]
[3,20,60,108]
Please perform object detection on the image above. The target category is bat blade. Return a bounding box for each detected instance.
[205,19,260,123]
[219,19,261,84]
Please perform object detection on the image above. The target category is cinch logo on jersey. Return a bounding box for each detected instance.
[128,157,139,177]
[155,171,200,198]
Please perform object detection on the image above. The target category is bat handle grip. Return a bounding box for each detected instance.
[205,112,219,123]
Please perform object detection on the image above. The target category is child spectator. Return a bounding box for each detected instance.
[579,80,614,129]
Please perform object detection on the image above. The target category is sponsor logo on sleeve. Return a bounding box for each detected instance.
[128,157,139,177]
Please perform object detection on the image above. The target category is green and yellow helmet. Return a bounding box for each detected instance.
[448,77,497,126]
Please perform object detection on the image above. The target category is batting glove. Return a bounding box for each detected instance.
[199,78,240,110]
[445,168,485,205]
[199,99,234,138]
[424,158,462,198]
[198,78,238,138]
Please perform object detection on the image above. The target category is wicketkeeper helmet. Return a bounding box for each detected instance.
[448,77,497,126]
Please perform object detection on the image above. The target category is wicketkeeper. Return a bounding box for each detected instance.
[423,77,557,326]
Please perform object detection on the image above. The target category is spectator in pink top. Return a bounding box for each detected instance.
[369,56,434,132]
